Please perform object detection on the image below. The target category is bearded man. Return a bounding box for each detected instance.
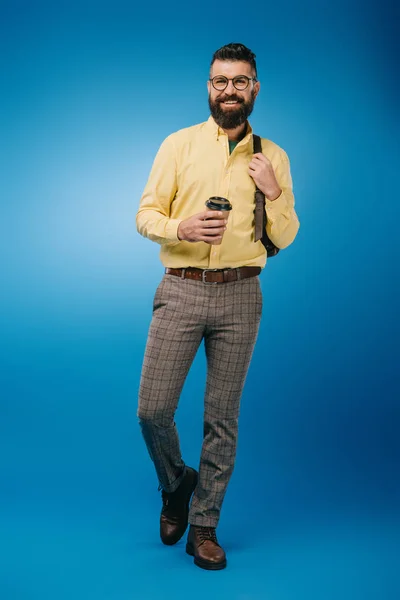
[136,42,300,570]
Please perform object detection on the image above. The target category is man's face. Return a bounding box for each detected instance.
[208,59,260,129]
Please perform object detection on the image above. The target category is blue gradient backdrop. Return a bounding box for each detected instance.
[1,1,399,599]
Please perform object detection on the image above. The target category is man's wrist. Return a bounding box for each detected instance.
[264,187,282,201]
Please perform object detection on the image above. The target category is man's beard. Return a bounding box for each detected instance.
[208,90,256,129]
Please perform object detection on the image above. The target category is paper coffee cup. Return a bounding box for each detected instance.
[205,196,232,245]
[205,196,232,212]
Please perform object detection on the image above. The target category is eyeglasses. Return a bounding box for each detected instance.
[209,75,257,91]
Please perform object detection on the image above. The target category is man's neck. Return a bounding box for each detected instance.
[223,122,248,142]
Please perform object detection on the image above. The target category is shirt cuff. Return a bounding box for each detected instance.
[164,218,183,242]
[265,190,288,220]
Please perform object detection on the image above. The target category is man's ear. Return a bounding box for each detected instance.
[253,80,260,99]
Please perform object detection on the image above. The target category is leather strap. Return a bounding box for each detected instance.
[165,266,261,284]
[253,135,280,257]
[253,134,265,243]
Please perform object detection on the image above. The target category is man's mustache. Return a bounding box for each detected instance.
[216,95,244,103]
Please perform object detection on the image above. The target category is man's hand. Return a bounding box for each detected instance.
[177,210,227,243]
[248,153,282,200]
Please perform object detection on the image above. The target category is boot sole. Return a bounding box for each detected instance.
[186,543,227,570]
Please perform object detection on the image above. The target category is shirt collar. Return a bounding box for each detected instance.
[206,115,253,144]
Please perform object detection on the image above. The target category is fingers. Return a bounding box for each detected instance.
[249,158,268,168]
[199,210,225,220]
[252,152,269,163]
[202,218,227,229]
[179,210,229,243]
[199,218,226,242]
[201,227,226,239]
[249,158,262,169]
[180,210,228,243]
[249,153,271,177]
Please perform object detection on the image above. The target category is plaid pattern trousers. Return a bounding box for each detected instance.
[137,273,262,527]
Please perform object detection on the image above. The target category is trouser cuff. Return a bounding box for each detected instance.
[161,465,186,494]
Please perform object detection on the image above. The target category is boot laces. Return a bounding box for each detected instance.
[197,526,218,544]
[161,489,180,517]
[161,490,169,508]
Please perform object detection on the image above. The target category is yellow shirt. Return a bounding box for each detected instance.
[136,116,300,269]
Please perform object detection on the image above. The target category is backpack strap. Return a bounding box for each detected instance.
[252,134,280,257]
[253,135,265,243]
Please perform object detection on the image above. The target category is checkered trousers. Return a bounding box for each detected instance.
[137,272,262,527]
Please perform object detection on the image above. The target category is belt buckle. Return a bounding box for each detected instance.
[202,269,220,284]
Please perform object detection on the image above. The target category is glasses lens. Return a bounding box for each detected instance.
[212,76,228,90]
[233,76,249,90]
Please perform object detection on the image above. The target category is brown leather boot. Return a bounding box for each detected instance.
[160,467,198,545]
[186,525,227,570]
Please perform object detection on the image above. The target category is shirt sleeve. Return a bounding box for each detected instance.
[136,136,183,244]
[264,151,300,249]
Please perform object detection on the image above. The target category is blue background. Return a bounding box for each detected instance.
[1,1,399,599]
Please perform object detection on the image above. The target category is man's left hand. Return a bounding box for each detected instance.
[248,153,282,200]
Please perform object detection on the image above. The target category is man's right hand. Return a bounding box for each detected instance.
[177,211,228,243]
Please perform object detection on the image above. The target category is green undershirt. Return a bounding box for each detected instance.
[228,140,239,154]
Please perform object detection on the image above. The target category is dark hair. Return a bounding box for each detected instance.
[210,43,257,77]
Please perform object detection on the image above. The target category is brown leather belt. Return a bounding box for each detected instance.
[165,266,261,284]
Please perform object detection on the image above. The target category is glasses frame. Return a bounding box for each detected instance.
[209,75,258,91]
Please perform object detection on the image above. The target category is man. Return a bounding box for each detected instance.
[136,43,299,570]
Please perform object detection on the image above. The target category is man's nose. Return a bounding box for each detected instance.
[225,80,236,94]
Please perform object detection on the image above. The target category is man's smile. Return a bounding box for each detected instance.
[218,97,243,108]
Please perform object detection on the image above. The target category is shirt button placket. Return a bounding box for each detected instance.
[208,244,220,269]
[208,162,231,269]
